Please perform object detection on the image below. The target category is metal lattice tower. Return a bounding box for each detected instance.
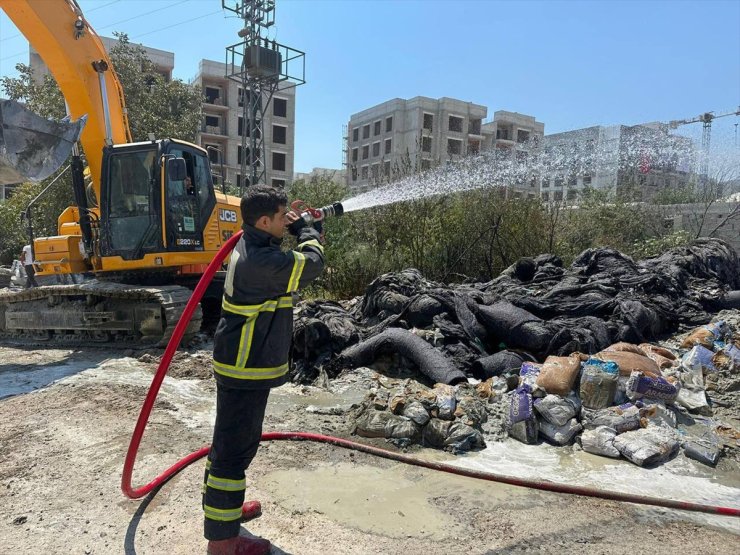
[223,0,305,193]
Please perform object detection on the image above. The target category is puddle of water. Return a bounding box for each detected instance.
[261,461,522,539]
[0,356,97,400]
[450,440,740,533]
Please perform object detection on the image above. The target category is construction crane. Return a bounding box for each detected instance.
[667,106,740,176]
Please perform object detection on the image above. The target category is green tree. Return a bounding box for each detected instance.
[0,33,203,263]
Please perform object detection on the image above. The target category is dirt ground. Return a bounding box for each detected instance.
[0,343,738,555]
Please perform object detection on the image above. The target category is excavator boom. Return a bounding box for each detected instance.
[0,0,131,197]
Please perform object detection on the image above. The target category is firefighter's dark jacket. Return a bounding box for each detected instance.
[212,224,324,389]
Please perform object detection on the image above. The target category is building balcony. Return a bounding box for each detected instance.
[200,125,228,137]
[203,98,229,111]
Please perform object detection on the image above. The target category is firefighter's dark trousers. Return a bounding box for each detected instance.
[203,385,270,540]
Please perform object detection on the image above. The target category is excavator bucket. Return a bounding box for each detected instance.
[0,99,86,186]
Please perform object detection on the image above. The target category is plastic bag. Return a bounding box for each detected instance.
[682,345,717,374]
[434,384,457,420]
[402,401,430,426]
[613,428,680,467]
[581,404,641,433]
[594,350,661,378]
[579,358,619,409]
[683,436,721,467]
[508,385,539,444]
[534,394,578,426]
[580,426,621,458]
[536,354,581,396]
[539,418,582,446]
[626,371,679,402]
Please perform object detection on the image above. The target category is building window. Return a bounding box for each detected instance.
[470,119,481,135]
[567,189,577,201]
[236,174,242,189]
[372,142,380,157]
[384,138,392,155]
[517,130,530,143]
[362,145,369,160]
[204,86,221,105]
[352,127,359,142]
[447,138,463,155]
[468,140,480,155]
[272,152,286,172]
[361,165,368,179]
[554,190,563,201]
[542,191,549,201]
[568,176,577,187]
[421,136,432,153]
[363,125,370,139]
[386,116,393,133]
[204,114,221,134]
[272,179,286,188]
[448,115,463,133]
[583,174,592,186]
[273,124,287,144]
[542,178,550,188]
[384,160,391,176]
[374,121,381,136]
[351,167,358,181]
[273,98,287,118]
[352,148,358,162]
[371,164,380,179]
[555,176,564,188]
[421,159,431,171]
[423,113,433,131]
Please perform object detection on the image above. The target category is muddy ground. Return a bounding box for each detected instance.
[0,339,738,554]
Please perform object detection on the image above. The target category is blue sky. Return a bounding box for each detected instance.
[1,0,739,173]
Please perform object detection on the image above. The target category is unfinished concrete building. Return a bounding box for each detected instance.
[192,59,296,190]
[345,97,487,191]
[540,125,695,202]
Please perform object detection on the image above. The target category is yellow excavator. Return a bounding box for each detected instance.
[0,0,244,344]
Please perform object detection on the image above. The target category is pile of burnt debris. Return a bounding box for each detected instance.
[290,238,740,462]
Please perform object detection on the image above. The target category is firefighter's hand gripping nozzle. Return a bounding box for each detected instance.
[290,200,344,226]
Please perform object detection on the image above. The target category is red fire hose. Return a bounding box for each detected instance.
[121,229,740,519]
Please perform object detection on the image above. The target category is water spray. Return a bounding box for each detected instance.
[290,199,344,225]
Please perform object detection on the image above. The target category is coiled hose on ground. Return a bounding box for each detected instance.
[121,229,740,518]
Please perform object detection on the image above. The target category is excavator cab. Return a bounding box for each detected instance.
[99,140,217,263]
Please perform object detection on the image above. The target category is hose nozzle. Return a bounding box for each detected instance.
[292,200,344,225]
[318,202,344,219]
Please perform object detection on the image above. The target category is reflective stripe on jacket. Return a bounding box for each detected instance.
[212,224,325,389]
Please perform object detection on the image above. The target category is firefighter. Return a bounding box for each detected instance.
[203,185,325,555]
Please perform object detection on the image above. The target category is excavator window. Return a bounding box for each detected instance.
[106,148,159,254]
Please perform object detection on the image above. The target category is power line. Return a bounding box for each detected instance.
[132,9,223,39]
[97,0,190,31]
[0,0,192,62]
[0,0,123,43]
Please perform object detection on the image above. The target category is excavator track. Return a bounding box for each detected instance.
[0,281,201,348]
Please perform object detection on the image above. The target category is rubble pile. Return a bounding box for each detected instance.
[508,321,739,466]
[290,239,740,458]
[291,239,738,384]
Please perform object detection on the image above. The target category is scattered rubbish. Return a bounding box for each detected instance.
[613,428,680,467]
[683,436,722,467]
[539,417,582,446]
[580,426,621,458]
[579,358,619,409]
[626,371,680,402]
[536,354,581,396]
